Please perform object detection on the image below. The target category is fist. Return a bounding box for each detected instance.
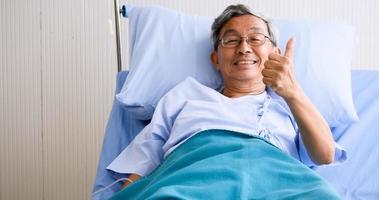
[262,38,300,99]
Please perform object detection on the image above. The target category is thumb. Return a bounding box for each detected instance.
[284,37,296,59]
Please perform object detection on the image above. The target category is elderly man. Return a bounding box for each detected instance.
[109,4,343,200]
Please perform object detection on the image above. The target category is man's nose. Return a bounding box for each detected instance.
[236,39,252,54]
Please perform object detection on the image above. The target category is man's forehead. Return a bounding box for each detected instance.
[222,27,265,35]
[220,15,268,35]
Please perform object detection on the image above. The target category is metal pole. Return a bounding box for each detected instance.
[114,0,122,72]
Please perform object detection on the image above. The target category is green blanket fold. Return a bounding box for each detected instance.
[110,129,340,200]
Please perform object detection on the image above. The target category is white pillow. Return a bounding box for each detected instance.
[273,19,359,126]
[116,4,358,127]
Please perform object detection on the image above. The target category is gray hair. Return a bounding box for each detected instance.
[211,4,278,51]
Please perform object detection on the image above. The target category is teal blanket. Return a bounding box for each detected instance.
[110,129,340,200]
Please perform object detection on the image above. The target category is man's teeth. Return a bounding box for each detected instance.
[236,60,257,65]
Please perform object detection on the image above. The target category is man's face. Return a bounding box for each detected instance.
[211,15,277,83]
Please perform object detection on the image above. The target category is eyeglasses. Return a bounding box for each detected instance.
[218,33,272,48]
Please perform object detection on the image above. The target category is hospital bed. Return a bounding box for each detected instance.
[92,2,379,200]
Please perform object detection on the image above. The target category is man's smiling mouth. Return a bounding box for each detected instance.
[234,60,258,65]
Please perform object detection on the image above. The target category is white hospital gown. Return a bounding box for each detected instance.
[108,77,346,177]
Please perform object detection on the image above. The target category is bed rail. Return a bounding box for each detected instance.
[113,0,123,72]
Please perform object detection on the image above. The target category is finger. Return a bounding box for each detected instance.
[261,68,278,78]
[268,53,284,63]
[262,77,273,85]
[264,60,282,69]
[284,37,296,59]
[262,77,277,88]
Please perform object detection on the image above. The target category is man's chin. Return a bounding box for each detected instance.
[233,74,263,82]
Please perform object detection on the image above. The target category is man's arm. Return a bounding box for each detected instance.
[262,38,334,165]
[283,89,335,164]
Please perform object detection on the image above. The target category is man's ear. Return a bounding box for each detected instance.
[210,51,219,70]
[274,47,281,55]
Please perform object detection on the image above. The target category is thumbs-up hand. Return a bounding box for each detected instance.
[262,38,301,100]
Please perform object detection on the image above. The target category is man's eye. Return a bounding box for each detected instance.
[249,37,261,41]
[226,39,238,43]
[225,38,240,44]
[248,37,262,44]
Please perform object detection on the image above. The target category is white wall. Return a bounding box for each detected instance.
[1,0,117,199]
[0,0,378,200]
